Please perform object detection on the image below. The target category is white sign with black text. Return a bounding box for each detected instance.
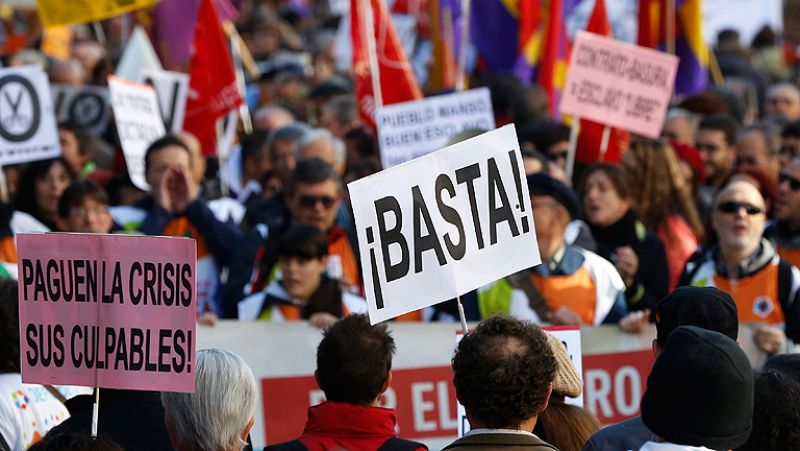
[376,87,495,168]
[0,65,60,165]
[141,69,189,134]
[349,125,539,324]
[108,76,166,191]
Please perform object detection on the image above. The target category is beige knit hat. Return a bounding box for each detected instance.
[545,331,582,398]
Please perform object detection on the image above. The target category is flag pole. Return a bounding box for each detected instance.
[92,22,114,75]
[566,117,580,181]
[456,0,471,92]
[599,125,611,162]
[361,0,384,108]
[456,295,469,334]
[91,387,100,437]
[665,0,675,55]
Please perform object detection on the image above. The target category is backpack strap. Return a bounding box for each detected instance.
[377,437,429,451]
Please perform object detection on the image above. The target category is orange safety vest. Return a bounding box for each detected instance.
[531,266,598,325]
[713,263,786,325]
[0,236,17,263]
[163,217,212,258]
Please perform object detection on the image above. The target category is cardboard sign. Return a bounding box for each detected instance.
[17,233,196,392]
[560,31,679,139]
[376,88,495,167]
[0,65,60,165]
[108,76,166,191]
[36,0,160,28]
[141,69,189,134]
[52,84,111,136]
[349,125,539,324]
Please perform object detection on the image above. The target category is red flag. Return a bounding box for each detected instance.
[183,0,243,155]
[351,0,422,128]
[576,0,630,164]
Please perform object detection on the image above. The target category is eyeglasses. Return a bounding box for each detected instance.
[298,195,337,209]
[778,172,800,191]
[716,201,765,215]
[547,151,569,162]
[69,206,108,218]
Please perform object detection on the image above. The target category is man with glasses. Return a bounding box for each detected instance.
[223,158,361,318]
[766,157,800,268]
[680,180,800,354]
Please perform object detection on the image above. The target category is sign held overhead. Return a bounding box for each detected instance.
[349,125,540,324]
[560,31,679,139]
[0,65,60,166]
[376,88,495,168]
[17,233,197,393]
[108,76,166,191]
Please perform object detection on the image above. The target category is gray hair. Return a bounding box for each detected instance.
[297,128,346,167]
[767,82,800,101]
[738,122,781,156]
[162,349,258,451]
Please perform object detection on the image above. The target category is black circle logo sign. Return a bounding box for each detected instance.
[68,91,105,129]
[0,74,40,143]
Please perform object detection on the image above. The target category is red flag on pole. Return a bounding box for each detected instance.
[576,0,630,164]
[351,0,422,129]
[183,0,243,155]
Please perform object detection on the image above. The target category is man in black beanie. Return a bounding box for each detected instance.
[583,286,739,451]
[638,326,753,450]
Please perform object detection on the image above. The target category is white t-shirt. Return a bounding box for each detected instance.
[0,374,70,450]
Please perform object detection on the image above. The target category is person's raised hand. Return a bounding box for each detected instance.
[309,312,339,329]
[156,168,174,213]
[619,309,651,334]
[168,166,199,213]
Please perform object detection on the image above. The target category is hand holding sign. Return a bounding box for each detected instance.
[349,125,540,324]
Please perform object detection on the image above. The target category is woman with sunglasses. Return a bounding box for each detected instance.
[578,164,669,315]
[679,180,800,355]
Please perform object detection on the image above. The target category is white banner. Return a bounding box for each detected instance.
[52,84,111,136]
[108,76,166,191]
[349,125,539,324]
[141,69,189,134]
[0,65,60,165]
[376,88,495,168]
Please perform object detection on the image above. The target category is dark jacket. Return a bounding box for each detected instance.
[590,209,669,312]
[443,432,559,450]
[46,389,173,451]
[581,416,651,451]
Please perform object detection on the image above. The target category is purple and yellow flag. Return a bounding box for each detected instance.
[638,0,708,95]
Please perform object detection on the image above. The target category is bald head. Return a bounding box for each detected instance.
[253,106,294,131]
[49,59,86,87]
[713,180,767,262]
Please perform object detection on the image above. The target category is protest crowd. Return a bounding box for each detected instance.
[2,0,800,450]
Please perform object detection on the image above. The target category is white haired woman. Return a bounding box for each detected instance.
[161,349,258,451]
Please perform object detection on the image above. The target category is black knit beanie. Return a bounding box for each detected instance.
[641,326,754,450]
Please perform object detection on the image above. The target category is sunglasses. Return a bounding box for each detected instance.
[779,172,800,191]
[716,201,764,216]
[298,195,337,209]
[548,151,568,162]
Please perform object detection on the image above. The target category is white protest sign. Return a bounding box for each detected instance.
[456,325,583,437]
[376,87,495,168]
[141,69,189,134]
[0,65,60,165]
[108,76,166,191]
[52,84,111,136]
[560,31,679,139]
[349,125,539,324]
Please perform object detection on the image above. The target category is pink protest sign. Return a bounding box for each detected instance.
[560,31,679,139]
[17,233,196,393]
